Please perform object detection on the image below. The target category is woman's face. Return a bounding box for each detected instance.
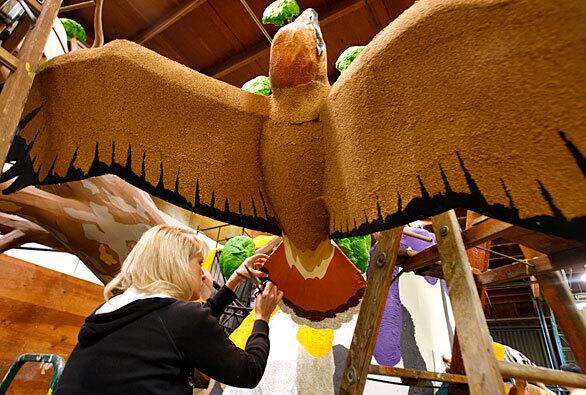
[189,254,205,300]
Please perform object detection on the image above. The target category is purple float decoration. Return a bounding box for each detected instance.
[368,227,437,365]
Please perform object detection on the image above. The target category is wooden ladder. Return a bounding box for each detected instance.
[0,0,63,165]
[339,209,586,394]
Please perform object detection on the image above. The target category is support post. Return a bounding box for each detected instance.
[533,297,558,369]
[521,247,586,371]
[433,210,504,395]
[339,226,403,395]
[449,211,493,394]
[0,0,62,165]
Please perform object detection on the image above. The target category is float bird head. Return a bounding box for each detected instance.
[269,8,328,89]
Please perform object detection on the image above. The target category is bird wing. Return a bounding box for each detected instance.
[322,0,586,241]
[4,40,280,234]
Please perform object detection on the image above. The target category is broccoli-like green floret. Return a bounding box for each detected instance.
[60,18,87,42]
[218,236,256,279]
[335,46,366,73]
[241,76,271,96]
[335,235,372,273]
[262,0,300,27]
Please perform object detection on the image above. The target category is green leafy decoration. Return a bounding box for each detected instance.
[241,76,271,96]
[335,46,366,73]
[218,236,256,278]
[262,0,301,27]
[60,18,87,42]
[335,235,372,273]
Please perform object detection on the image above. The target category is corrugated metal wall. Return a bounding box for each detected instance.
[490,327,549,367]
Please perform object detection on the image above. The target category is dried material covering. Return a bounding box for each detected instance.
[5,40,276,234]
[323,0,586,241]
[4,0,586,324]
[269,9,327,89]
[264,243,365,327]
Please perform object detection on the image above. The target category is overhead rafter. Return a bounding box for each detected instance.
[133,0,208,45]
[363,0,382,30]
[59,0,95,13]
[479,245,586,286]
[402,218,582,274]
[204,0,365,79]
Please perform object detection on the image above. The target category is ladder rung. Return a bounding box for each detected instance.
[0,47,20,71]
[369,365,467,384]
[369,362,586,389]
[22,0,43,15]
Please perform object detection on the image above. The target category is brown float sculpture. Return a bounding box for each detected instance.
[2,0,585,326]
[0,175,178,283]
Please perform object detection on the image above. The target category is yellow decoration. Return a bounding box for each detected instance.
[25,62,35,78]
[492,342,505,361]
[202,248,221,272]
[253,235,275,249]
[296,325,334,358]
[492,342,511,394]
[229,307,280,350]
[99,244,117,265]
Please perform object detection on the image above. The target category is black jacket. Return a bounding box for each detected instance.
[56,286,269,394]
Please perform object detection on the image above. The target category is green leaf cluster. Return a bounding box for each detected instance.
[218,236,256,278]
[335,46,366,73]
[60,18,87,42]
[241,76,271,96]
[335,235,372,273]
[262,0,301,27]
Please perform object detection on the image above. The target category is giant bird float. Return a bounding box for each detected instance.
[2,0,585,327]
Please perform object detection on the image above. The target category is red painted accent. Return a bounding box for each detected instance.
[264,243,366,319]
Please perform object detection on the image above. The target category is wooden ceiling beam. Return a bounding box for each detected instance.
[485,292,531,299]
[59,1,95,13]
[205,0,365,79]
[403,218,583,274]
[479,245,586,286]
[403,218,514,272]
[486,302,533,308]
[206,41,268,80]
[133,0,208,45]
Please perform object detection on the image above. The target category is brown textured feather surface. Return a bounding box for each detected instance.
[323,0,586,240]
[14,40,277,233]
[4,0,586,327]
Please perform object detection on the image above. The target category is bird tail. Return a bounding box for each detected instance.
[264,237,366,329]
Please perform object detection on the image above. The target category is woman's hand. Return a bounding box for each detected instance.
[255,282,283,322]
[225,253,269,292]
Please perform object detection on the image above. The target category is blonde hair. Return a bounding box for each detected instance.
[104,224,208,301]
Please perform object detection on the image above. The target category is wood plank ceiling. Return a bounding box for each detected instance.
[60,0,416,87]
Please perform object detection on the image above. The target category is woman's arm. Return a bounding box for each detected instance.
[165,301,270,388]
[224,253,269,293]
[201,285,237,318]
[166,282,282,388]
[202,253,270,318]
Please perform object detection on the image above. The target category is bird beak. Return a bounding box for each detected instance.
[295,8,325,57]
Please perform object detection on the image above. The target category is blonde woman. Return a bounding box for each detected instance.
[56,224,282,394]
